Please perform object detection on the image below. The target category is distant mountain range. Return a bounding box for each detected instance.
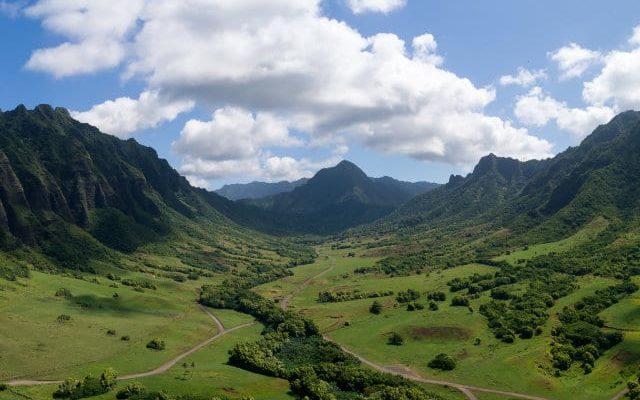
[216,179,309,200]
[216,174,438,202]
[240,160,440,234]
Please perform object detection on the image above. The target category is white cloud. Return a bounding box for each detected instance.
[347,0,406,14]
[549,43,602,80]
[172,107,301,162]
[515,87,615,137]
[412,33,443,65]
[29,0,553,182]
[499,67,547,87]
[630,26,640,47]
[24,0,144,77]
[583,48,640,110]
[0,0,26,17]
[71,91,194,138]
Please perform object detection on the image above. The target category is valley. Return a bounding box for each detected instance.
[2,106,640,400]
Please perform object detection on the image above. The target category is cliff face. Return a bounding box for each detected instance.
[0,105,232,256]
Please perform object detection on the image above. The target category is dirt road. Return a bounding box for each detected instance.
[5,304,252,387]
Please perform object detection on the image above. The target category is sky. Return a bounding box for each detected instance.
[1,0,640,189]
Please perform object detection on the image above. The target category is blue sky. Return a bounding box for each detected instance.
[2,0,640,188]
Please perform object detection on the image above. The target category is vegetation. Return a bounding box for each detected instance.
[146,338,166,351]
[53,368,118,399]
[428,354,456,371]
[369,300,383,315]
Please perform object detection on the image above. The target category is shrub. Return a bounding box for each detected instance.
[0,383,7,391]
[428,353,456,371]
[450,296,469,307]
[146,338,166,350]
[57,314,71,323]
[427,291,446,302]
[369,301,382,315]
[107,329,117,336]
[428,301,439,311]
[121,335,130,341]
[116,382,146,399]
[55,288,72,298]
[387,332,404,346]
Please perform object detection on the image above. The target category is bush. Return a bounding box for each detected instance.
[428,301,439,311]
[53,368,118,399]
[370,301,382,315]
[57,314,71,322]
[387,332,404,346]
[0,383,7,391]
[428,353,456,371]
[427,291,446,302]
[146,338,166,350]
[121,335,130,341]
[450,296,469,307]
[116,382,146,399]
[107,329,117,336]
[55,288,72,298]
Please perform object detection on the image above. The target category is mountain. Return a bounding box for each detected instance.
[385,153,545,229]
[216,178,308,200]
[372,110,640,267]
[243,160,439,234]
[0,105,310,276]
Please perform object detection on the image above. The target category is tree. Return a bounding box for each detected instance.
[388,332,404,346]
[428,353,456,371]
[146,338,166,350]
[100,368,118,389]
[116,382,146,399]
[370,301,382,315]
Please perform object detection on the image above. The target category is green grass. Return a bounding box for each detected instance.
[0,269,220,380]
[273,245,635,400]
[1,324,292,400]
[495,217,609,264]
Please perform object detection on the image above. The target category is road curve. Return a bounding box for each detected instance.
[5,304,253,387]
[281,255,552,400]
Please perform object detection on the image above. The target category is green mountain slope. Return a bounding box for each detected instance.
[0,105,311,275]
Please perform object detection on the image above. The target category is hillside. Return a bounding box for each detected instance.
[0,105,311,277]
[216,178,309,201]
[243,160,438,234]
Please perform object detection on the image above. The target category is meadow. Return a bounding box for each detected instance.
[255,242,640,400]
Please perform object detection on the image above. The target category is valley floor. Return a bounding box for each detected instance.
[3,237,640,400]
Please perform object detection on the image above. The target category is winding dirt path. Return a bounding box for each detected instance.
[4,304,253,387]
[280,256,335,310]
[281,255,551,400]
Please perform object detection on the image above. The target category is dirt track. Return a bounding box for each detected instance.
[281,256,552,400]
[5,304,252,387]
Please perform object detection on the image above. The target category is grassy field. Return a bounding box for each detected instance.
[264,244,638,400]
[1,324,293,400]
[495,217,609,264]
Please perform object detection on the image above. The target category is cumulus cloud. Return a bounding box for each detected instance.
[71,91,194,138]
[515,87,614,137]
[347,0,406,14]
[412,33,443,65]
[29,0,553,182]
[499,67,547,87]
[583,48,640,110]
[172,107,301,162]
[24,0,144,77]
[549,43,602,80]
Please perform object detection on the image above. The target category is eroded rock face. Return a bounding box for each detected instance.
[0,105,196,249]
